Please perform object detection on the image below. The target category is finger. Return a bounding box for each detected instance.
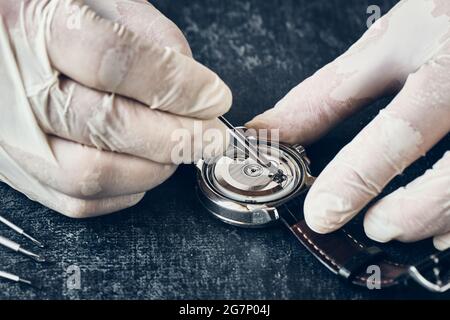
[246,0,447,144]
[44,189,146,218]
[304,54,450,234]
[2,135,176,199]
[36,77,228,164]
[363,151,450,243]
[84,0,192,56]
[246,26,399,143]
[46,0,231,119]
[434,233,450,251]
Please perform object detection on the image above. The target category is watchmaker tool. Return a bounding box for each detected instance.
[218,116,287,184]
[0,215,45,248]
[0,270,36,288]
[0,235,46,263]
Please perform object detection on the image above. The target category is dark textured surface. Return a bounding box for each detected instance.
[1,0,449,299]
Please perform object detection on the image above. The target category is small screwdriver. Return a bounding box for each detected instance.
[0,215,44,248]
[0,270,36,288]
[0,235,46,263]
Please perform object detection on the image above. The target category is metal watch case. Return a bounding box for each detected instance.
[196,128,315,227]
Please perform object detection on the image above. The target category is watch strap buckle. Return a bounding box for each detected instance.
[408,249,450,293]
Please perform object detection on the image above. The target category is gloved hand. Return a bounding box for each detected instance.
[247,0,450,250]
[0,0,232,218]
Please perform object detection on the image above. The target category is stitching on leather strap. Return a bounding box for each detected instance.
[295,224,403,286]
[295,225,338,268]
[342,230,404,285]
[342,229,364,249]
[384,260,406,268]
[342,229,407,269]
[356,275,395,285]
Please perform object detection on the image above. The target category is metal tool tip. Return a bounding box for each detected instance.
[34,255,47,263]
[21,279,42,289]
[269,169,288,184]
[18,278,33,286]
[26,251,47,263]
[23,232,45,248]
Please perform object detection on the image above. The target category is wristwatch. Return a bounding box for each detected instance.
[196,127,450,292]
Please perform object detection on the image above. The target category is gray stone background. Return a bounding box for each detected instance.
[1,0,449,299]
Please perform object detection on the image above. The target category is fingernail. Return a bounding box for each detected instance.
[433,235,450,251]
[162,31,193,57]
[170,42,193,57]
[304,192,354,234]
[245,109,276,129]
[245,117,269,129]
[364,211,403,243]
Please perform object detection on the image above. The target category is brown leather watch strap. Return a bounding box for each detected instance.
[289,220,408,288]
[278,205,409,289]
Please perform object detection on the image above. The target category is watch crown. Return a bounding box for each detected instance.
[291,144,311,166]
[291,144,306,155]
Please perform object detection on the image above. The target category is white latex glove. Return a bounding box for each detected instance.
[0,0,232,218]
[247,0,450,250]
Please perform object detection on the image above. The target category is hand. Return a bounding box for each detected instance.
[0,0,232,218]
[247,0,450,250]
